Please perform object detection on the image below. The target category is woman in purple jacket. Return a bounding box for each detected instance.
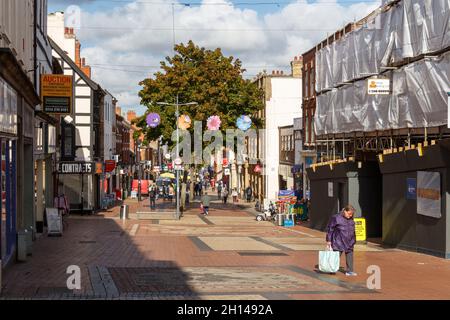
[326,205,357,276]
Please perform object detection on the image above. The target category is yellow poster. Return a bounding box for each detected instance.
[41,74,73,114]
[354,218,367,242]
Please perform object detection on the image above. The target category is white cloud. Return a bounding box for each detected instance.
[72,0,381,114]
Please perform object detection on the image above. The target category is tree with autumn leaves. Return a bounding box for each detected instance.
[137,40,264,144]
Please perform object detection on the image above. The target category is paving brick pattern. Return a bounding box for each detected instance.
[1,197,450,300]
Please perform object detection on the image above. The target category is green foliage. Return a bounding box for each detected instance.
[137,40,264,144]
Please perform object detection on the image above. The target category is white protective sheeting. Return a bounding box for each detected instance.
[315,0,450,93]
[315,51,450,136]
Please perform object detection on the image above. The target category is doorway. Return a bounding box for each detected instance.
[1,139,17,266]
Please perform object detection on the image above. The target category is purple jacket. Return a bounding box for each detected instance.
[326,213,356,253]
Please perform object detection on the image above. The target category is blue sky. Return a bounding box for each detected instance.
[47,0,381,114]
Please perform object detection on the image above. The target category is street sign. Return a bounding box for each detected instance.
[174,158,182,165]
[224,168,230,176]
[41,74,73,114]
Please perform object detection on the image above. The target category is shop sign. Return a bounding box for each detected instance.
[105,160,116,173]
[328,182,333,198]
[224,168,230,176]
[58,162,94,174]
[41,74,72,114]
[354,218,366,242]
[368,77,390,95]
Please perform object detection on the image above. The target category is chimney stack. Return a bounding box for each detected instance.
[291,55,303,78]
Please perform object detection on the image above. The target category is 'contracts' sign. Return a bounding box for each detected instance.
[58,162,94,174]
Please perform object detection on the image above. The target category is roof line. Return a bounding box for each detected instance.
[48,36,100,91]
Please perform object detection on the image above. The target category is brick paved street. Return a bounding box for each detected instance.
[1,197,450,300]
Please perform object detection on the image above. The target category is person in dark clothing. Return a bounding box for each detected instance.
[148,185,157,210]
[326,205,357,276]
[245,187,252,203]
[217,183,222,200]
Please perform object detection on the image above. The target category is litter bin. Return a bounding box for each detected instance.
[120,204,129,220]
[277,214,285,226]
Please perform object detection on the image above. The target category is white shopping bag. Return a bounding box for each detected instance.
[318,248,340,273]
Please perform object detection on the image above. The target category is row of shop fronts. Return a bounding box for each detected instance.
[0,49,40,267]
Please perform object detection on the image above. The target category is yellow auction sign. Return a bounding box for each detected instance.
[41,74,73,114]
[354,218,367,242]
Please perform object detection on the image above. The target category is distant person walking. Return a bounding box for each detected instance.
[325,205,357,276]
[148,185,157,210]
[201,192,211,215]
[217,183,222,200]
[222,187,229,204]
[232,188,238,204]
[245,186,252,203]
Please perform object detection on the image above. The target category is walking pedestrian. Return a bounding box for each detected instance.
[232,188,238,204]
[325,205,357,276]
[245,186,252,203]
[201,192,211,215]
[148,184,157,210]
[222,187,229,204]
[217,182,222,200]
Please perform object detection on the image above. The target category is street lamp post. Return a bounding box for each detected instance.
[157,95,197,220]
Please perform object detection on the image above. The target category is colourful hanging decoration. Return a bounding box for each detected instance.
[207,115,221,131]
[146,113,161,128]
[236,115,252,131]
[178,114,192,130]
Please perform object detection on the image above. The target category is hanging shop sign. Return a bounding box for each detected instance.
[417,171,442,218]
[41,74,73,114]
[58,162,94,174]
[354,218,367,242]
[367,77,390,95]
[95,162,103,174]
[105,160,116,173]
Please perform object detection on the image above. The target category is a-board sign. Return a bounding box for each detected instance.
[46,208,62,236]
[354,218,366,242]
